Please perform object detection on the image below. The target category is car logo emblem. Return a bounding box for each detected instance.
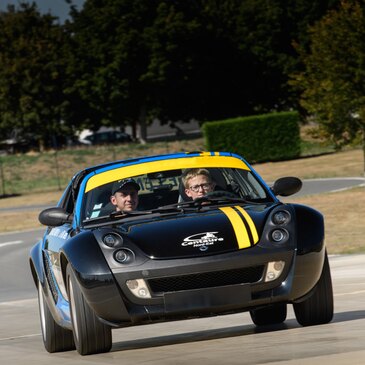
[181,232,224,249]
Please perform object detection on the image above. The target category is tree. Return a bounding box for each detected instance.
[0,3,72,150]
[291,0,365,174]
[232,0,340,112]
[65,0,155,142]
[0,1,340,148]
[67,0,340,142]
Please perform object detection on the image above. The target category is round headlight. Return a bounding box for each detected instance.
[272,210,291,225]
[114,248,135,264]
[271,229,287,242]
[103,233,123,248]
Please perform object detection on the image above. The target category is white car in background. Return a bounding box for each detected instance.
[78,127,133,145]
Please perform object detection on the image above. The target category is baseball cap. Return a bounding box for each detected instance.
[112,178,140,195]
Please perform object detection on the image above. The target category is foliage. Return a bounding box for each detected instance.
[202,111,301,163]
[231,0,340,112]
[0,3,73,148]
[0,0,340,146]
[65,0,339,140]
[291,0,365,173]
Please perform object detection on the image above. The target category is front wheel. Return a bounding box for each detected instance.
[38,280,75,353]
[67,265,112,355]
[293,252,334,326]
[250,303,287,326]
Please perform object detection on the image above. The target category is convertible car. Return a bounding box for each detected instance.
[29,151,333,355]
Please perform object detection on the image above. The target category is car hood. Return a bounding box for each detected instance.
[119,204,275,259]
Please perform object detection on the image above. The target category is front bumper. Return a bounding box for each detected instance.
[86,244,325,326]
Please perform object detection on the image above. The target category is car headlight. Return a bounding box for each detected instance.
[272,210,291,225]
[271,229,288,242]
[102,232,124,248]
[114,248,135,264]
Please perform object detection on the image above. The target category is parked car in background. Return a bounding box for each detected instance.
[78,127,133,145]
[30,151,333,355]
[0,131,38,154]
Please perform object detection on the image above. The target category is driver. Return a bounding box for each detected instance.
[181,168,216,200]
[110,178,140,211]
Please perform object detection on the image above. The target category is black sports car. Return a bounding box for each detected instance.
[29,151,333,355]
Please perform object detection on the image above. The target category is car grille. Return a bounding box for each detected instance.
[147,266,264,295]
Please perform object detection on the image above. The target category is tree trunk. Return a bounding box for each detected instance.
[38,138,45,152]
[138,104,147,144]
[131,121,137,140]
[362,126,365,177]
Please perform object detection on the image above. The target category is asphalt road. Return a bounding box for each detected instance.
[290,177,365,197]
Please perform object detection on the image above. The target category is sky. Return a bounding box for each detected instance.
[0,0,85,22]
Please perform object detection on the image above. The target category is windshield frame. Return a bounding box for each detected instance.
[79,160,275,226]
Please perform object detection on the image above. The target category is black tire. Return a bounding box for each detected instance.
[293,252,334,326]
[66,264,112,355]
[37,280,75,353]
[250,303,287,326]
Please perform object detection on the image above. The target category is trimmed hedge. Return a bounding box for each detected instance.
[202,111,301,163]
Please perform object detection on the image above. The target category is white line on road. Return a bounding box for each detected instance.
[0,333,41,341]
[0,298,37,306]
[303,177,365,182]
[334,290,365,296]
[0,240,23,248]
[329,184,365,193]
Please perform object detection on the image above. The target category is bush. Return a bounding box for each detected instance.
[202,111,301,163]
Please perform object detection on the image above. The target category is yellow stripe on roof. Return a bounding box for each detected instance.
[235,206,259,244]
[85,155,249,192]
[199,152,213,156]
[219,206,251,249]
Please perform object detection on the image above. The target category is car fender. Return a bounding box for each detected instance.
[291,203,325,255]
[29,239,45,288]
[286,204,326,300]
[60,230,130,324]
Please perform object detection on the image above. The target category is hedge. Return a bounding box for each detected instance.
[202,111,301,163]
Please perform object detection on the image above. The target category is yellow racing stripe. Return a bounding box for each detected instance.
[235,206,259,244]
[219,207,251,249]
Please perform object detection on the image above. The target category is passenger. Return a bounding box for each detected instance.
[181,168,216,200]
[110,178,140,211]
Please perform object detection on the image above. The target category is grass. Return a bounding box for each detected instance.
[284,187,365,254]
[0,122,352,192]
[0,139,207,195]
[0,130,364,254]
[253,148,364,181]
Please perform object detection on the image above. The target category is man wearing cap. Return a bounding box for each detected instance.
[110,178,140,212]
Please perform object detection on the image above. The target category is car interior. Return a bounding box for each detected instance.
[83,167,270,220]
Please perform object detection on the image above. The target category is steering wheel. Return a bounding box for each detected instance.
[204,190,237,199]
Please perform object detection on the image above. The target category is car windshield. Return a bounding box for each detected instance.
[82,167,273,222]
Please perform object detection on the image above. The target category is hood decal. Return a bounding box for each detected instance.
[181,232,224,251]
[219,206,259,249]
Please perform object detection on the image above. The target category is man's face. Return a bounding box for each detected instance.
[185,174,214,200]
[110,186,139,211]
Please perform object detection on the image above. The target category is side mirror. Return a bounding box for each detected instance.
[271,177,302,197]
[39,207,73,227]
